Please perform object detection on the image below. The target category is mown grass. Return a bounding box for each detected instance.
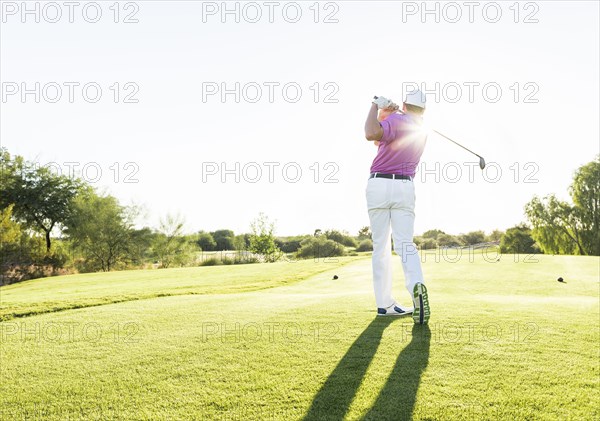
[0,252,598,420]
[0,256,364,321]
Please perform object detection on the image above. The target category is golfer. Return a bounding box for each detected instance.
[364,90,430,324]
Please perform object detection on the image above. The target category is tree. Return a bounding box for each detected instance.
[211,230,235,251]
[0,206,50,284]
[324,229,358,247]
[0,205,24,276]
[357,226,372,240]
[153,214,195,268]
[128,227,156,266]
[570,157,600,255]
[525,157,599,256]
[437,233,462,247]
[0,205,21,246]
[196,231,217,251]
[233,234,251,251]
[66,189,133,272]
[526,195,582,255]
[248,213,281,262]
[459,231,486,246]
[500,224,539,254]
[419,238,437,250]
[0,149,81,253]
[487,230,504,242]
[422,229,445,239]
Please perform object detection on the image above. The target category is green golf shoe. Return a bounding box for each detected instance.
[412,283,430,325]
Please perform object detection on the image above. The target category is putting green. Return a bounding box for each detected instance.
[1,253,598,420]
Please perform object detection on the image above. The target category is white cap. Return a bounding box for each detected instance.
[404,89,426,109]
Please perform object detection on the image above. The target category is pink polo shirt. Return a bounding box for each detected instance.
[370,113,427,177]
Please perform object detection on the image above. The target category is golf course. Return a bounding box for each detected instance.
[1,251,597,420]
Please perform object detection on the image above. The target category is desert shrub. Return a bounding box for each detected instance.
[324,230,358,247]
[356,239,373,252]
[297,237,346,259]
[419,238,438,250]
[276,236,309,253]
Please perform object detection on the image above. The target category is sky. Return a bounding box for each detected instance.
[1,1,599,237]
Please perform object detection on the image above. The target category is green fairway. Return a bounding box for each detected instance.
[0,256,363,321]
[1,253,598,420]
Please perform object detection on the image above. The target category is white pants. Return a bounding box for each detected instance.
[366,177,424,308]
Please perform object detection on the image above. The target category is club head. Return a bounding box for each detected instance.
[479,157,486,170]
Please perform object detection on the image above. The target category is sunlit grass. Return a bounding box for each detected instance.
[1,253,598,420]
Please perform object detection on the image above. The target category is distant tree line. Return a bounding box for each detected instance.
[413,229,503,250]
[0,149,364,283]
[1,149,596,284]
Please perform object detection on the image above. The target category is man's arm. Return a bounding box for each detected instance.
[365,103,383,141]
[365,100,399,141]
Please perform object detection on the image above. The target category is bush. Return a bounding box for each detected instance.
[297,237,346,259]
[459,230,486,246]
[342,237,359,248]
[324,230,358,247]
[420,238,438,250]
[276,236,309,253]
[235,255,260,264]
[0,264,74,285]
[199,254,260,266]
[221,256,235,265]
[356,239,373,252]
[200,257,220,266]
[500,224,540,254]
[437,234,462,248]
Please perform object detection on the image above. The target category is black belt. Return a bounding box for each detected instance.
[370,173,412,181]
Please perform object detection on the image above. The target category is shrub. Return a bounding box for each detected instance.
[324,230,358,247]
[199,254,260,266]
[297,237,346,259]
[221,257,235,265]
[500,224,540,254]
[277,236,308,253]
[356,239,373,252]
[459,230,486,246]
[234,255,260,264]
[437,234,462,248]
[420,238,438,250]
[200,257,220,266]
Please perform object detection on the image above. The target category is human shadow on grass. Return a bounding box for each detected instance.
[303,320,430,421]
[361,324,431,421]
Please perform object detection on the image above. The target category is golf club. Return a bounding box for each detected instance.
[373,96,486,169]
[430,129,486,170]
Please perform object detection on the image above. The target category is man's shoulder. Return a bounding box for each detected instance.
[384,113,408,125]
[389,113,410,121]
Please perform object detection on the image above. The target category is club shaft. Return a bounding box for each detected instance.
[431,129,482,160]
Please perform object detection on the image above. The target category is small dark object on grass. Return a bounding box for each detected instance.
[557,277,565,283]
[333,275,338,280]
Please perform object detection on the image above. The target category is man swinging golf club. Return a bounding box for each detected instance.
[364,89,430,324]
